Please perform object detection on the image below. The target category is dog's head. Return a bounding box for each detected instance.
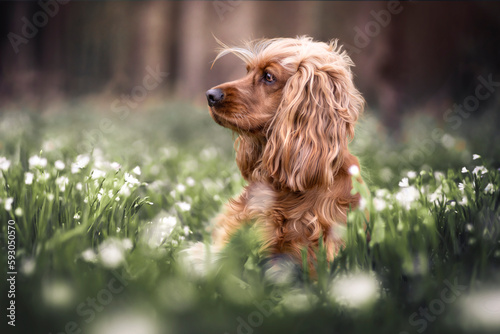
[206,36,364,191]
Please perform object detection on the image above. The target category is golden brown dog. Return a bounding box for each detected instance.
[206,36,365,271]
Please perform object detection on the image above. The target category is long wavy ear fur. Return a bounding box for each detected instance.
[262,44,364,191]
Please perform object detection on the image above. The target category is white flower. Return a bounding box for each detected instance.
[47,193,55,201]
[25,172,34,185]
[473,154,481,160]
[54,160,65,170]
[375,188,389,198]
[458,182,466,192]
[373,197,387,211]
[71,164,80,174]
[396,186,420,210]
[462,167,468,173]
[183,226,191,236]
[282,292,318,313]
[119,184,132,196]
[14,207,23,216]
[330,273,380,308]
[176,201,191,212]
[186,177,196,187]
[428,185,445,204]
[76,183,83,191]
[81,249,97,263]
[56,176,69,192]
[142,214,178,248]
[399,177,409,188]
[28,155,47,168]
[122,238,133,250]
[20,258,36,276]
[484,183,495,194]
[472,166,488,176]
[75,154,90,168]
[91,169,106,179]
[71,154,90,173]
[73,213,81,219]
[124,173,140,185]
[98,239,127,268]
[0,157,11,171]
[459,196,468,206]
[176,184,186,193]
[348,165,360,176]
[132,166,141,175]
[111,162,121,171]
[97,188,105,201]
[4,197,14,211]
[407,171,417,179]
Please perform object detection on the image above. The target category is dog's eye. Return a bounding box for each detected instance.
[264,72,276,84]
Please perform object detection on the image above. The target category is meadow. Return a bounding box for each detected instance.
[1,101,499,334]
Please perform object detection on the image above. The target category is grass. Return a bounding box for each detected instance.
[1,101,499,334]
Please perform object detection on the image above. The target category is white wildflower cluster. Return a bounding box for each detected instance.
[455,154,495,203]
[71,154,90,174]
[91,169,106,179]
[427,184,446,205]
[0,156,11,171]
[25,172,34,185]
[81,238,133,269]
[141,213,179,248]
[54,160,65,170]
[472,165,488,176]
[56,176,69,192]
[329,272,380,309]
[132,166,141,175]
[118,172,142,197]
[28,155,47,168]
[141,210,192,250]
[4,197,14,211]
[372,189,389,212]
[395,177,420,210]
[176,201,191,212]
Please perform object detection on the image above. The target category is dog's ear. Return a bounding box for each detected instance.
[262,54,364,191]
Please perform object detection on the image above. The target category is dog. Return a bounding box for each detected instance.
[205,36,365,273]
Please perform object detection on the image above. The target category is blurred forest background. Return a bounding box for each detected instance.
[1,1,500,130]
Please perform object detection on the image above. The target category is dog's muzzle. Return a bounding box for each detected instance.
[206,88,224,107]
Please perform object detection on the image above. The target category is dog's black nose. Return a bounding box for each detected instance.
[206,88,224,107]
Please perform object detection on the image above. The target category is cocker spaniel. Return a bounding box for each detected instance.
[205,36,365,272]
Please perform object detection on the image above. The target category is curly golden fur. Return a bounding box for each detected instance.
[206,36,365,271]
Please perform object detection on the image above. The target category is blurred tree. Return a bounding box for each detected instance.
[1,1,499,130]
